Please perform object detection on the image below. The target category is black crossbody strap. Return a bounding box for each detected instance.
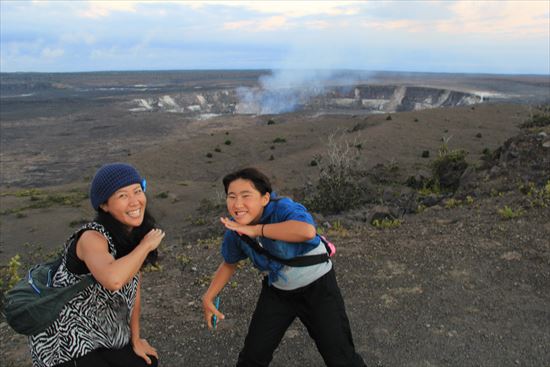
[239,235,330,267]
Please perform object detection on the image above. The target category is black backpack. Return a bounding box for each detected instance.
[3,257,95,335]
[239,234,336,267]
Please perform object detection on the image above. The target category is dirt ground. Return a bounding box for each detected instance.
[1,92,549,366]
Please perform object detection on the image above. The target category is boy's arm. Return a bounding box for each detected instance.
[202,261,237,329]
[220,218,316,243]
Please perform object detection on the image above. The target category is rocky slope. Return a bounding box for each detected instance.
[1,103,549,366]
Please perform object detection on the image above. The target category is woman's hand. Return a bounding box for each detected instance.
[220,217,260,237]
[132,337,158,365]
[140,228,165,252]
[202,295,225,330]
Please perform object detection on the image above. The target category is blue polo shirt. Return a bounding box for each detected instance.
[221,193,320,284]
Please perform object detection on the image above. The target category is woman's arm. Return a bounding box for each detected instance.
[130,274,158,365]
[77,229,165,291]
[220,218,316,243]
[130,273,142,342]
[202,261,237,329]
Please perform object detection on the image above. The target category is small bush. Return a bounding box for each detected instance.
[310,160,318,167]
[1,189,87,216]
[157,192,169,199]
[269,155,275,161]
[13,189,43,197]
[498,205,524,219]
[273,137,286,143]
[444,198,462,209]
[206,152,213,158]
[520,180,550,208]
[224,140,231,145]
[214,147,221,153]
[267,119,275,125]
[0,254,22,302]
[386,115,392,121]
[431,148,468,193]
[421,150,430,158]
[372,218,402,229]
[521,113,550,128]
[306,133,364,214]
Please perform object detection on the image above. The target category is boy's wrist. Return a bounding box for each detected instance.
[257,224,265,237]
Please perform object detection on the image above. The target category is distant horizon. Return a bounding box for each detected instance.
[1,68,549,78]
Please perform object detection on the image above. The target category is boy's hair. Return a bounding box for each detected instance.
[223,167,272,195]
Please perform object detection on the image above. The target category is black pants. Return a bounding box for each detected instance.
[237,268,366,367]
[54,343,158,367]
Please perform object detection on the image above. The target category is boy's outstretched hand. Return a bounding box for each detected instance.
[220,217,260,238]
[202,295,225,330]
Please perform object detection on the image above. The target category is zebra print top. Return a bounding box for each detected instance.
[29,222,140,367]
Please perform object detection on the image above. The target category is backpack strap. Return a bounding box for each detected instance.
[239,235,331,267]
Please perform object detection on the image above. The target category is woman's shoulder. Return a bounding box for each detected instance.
[78,229,108,243]
[71,222,113,252]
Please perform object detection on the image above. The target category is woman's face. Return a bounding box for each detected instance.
[100,183,146,228]
[226,178,270,225]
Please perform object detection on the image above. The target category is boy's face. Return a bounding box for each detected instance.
[226,178,270,225]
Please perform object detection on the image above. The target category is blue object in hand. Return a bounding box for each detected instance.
[212,296,220,329]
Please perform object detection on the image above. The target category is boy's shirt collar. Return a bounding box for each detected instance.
[259,192,277,223]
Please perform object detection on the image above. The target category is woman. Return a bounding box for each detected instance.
[29,163,164,367]
[202,167,365,367]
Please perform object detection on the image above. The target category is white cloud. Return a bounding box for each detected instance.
[447,0,549,36]
[78,1,137,18]
[185,1,360,18]
[359,1,549,38]
[224,16,289,31]
[41,47,64,59]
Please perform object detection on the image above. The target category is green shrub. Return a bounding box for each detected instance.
[273,137,286,143]
[497,205,524,219]
[1,189,87,216]
[224,140,231,145]
[444,198,462,208]
[431,148,468,193]
[306,134,363,214]
[520,180,550,208]
[0,255,22,302]
[521,112,550,128]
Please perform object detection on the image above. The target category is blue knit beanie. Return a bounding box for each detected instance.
[90,163,144,210]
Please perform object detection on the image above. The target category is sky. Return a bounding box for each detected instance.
[1,0,549,75]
